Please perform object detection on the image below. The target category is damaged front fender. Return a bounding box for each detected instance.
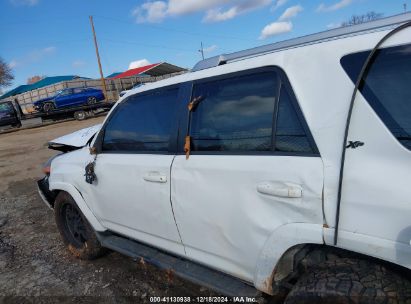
[48,123,102,152]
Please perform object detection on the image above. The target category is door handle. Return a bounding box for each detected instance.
[257,182,302,198]
[143,172,167,183]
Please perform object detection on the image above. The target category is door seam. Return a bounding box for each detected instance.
[169,155,187,254]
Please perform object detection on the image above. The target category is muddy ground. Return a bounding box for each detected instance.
[0,117,216,303]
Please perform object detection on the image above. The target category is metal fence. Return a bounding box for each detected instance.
[3,72,186,114]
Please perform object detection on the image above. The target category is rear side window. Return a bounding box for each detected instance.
[188,68,317,154]
[275,88,313,153]
[102,88,178,152]
[341,44,411,150]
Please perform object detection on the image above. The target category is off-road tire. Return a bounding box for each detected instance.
[54,192,107,260]
[285,258,411,304]
[42,102,55,112]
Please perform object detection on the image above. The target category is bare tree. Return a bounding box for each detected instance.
[341,11,383,27]
[27,75,46,84]
[0,57,14,89]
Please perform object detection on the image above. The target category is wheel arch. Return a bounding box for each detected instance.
[49,181,106,232]
[255,227,411,296]
[253,222,323,295]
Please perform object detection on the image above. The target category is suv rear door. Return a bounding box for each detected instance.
[88,86,185,255]
[171,67,324,281]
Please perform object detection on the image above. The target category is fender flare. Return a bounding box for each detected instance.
[49,181,106,232]
[253,223,323,294]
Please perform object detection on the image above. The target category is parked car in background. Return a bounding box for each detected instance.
[34,88,105,113]
[0,101,21,128]
[119,83,145,97]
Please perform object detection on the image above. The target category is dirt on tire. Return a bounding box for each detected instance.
[285,258,411,304]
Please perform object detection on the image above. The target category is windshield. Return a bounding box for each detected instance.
[0,103,13,113]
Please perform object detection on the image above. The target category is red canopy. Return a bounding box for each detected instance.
[111,63,160,79]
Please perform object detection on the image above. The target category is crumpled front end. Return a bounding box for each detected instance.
[37,124,102,208]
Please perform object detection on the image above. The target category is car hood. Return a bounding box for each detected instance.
[48,124,102,152]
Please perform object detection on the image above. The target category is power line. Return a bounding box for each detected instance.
[100,38,198,53]
[93,15,257,42]
[1,39,90,51]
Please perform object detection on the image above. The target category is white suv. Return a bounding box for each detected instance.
[38,14,411,303]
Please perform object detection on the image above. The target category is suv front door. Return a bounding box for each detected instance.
[89,86,184,255]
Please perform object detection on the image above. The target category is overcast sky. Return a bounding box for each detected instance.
[0,0,407,91]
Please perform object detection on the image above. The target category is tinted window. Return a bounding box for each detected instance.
[0,103,13,113]
[60,89,73,96]
[275,87,313,153]
[341,44,411,150]
[102,88,178,152]
[190,72,277,152]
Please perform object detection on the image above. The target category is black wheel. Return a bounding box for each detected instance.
[87,96,97,105]
[42,102,55,112]
[284,258,411,304]
[54,192,107,260]
[74,110,86,121]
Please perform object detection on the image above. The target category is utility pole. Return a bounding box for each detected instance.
[404,2,408,13]
[89,16,108,101]
[199,42,205,60]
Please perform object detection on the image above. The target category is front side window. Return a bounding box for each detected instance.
[341,44,411,150]
[102,88,178,152]
[60,89,73,96]
[188,69,317,154]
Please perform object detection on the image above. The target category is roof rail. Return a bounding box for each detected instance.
[192,12,411,72]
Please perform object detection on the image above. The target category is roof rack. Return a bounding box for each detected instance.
[192,12,411,72]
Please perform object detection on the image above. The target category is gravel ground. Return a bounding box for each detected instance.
[0,117,216,303]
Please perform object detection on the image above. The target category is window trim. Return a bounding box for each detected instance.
[93,84,181,155]
[177,66,319,157]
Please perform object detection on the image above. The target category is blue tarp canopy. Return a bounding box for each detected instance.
[106,72,122,78]
[0,75,80,100]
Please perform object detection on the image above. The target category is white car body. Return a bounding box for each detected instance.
[45,14,411,295]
